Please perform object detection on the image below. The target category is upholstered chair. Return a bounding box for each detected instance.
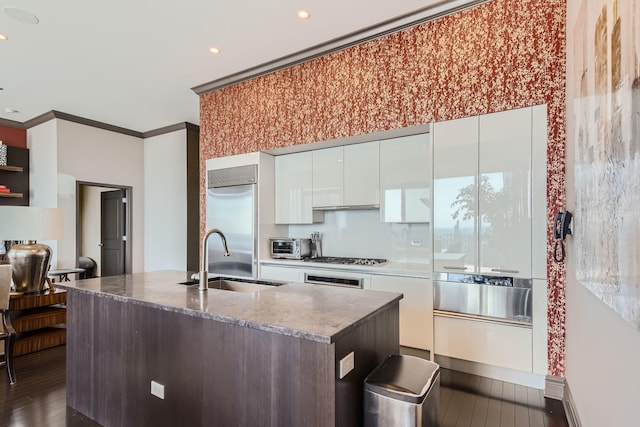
[0,264,16,384]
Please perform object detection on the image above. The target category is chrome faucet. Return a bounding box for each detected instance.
[198,228,230,292]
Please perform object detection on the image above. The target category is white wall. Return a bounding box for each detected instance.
[28,119,146,272]
[56,120,145,271]
[565,1,640,425]
[143,130,187,271]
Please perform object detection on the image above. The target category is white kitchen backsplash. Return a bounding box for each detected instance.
[288,210,430,263]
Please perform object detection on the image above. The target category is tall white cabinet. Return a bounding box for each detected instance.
[433,105,547,279]
[380,134,431,223]
[432,116,479,272]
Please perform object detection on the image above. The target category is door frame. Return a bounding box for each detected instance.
[75,181,133,275]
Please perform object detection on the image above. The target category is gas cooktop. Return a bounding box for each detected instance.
[304,256,387,266]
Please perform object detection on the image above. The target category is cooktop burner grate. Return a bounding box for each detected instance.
[304,256,387,266]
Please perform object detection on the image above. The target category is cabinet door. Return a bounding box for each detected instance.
[434,315,532,372]
[343,141,379,206]
[259,265,301,283]
[312,147,343,207]
[531,279,547,375]
[275,152,314,224]
[432,117,479,273]
[531,105,548,280]
[380,134,431,223]
[478,107,532,277]
[370,275,432,351]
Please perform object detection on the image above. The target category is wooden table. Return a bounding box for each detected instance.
[8,289,67,356]
[48,268,85,282]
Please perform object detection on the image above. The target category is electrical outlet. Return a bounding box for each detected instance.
[339,351,355,379]
[151,380,165,399]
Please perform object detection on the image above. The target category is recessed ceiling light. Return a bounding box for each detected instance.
[297,10,311,20]
[4,107,19,114]
[3,7,39,24]
[0,33,7,41]
[209,47,221,55]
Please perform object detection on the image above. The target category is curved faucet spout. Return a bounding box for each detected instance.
[199,228,231,292]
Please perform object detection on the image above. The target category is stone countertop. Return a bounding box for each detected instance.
[259,258,432,278]
[57,270,402,344]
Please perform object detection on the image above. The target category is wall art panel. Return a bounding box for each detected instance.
[572,0,640,331]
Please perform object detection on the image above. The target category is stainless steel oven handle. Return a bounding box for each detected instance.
[304,273,363,288]
[433,310,532,327]
[490,268,520,274]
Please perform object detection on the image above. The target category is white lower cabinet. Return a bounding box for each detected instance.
[370,275,432,351]
[532,279,548,375]
[259,265,301,283]
[434,315,532,372]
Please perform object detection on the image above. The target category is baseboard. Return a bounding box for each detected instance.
[434,355,545,389]
[563,382,582,427]
[544,375,565,400]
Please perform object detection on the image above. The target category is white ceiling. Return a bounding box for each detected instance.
[0,0,467,133]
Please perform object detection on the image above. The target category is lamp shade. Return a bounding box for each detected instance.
[1,206,64,293]
[0,206,64,241]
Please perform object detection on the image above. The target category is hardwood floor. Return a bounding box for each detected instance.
[0,346,98,427]
[439,369,569,427]
[0,346,568,426]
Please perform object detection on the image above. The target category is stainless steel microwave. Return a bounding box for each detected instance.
[269,238,312,260]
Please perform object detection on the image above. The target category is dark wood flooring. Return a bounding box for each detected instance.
[0,346,568,426]
[438,368,568,427]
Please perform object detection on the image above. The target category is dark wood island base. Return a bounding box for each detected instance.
[62,271,400,427]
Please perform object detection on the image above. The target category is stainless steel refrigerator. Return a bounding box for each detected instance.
[206,164,257,278]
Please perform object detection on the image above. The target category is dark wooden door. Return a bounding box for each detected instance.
[100,190,125,277]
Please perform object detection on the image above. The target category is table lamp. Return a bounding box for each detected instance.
[0,206,64,293]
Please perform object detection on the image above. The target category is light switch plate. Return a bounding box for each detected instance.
[339,351,355,379]
[151,380,165,399]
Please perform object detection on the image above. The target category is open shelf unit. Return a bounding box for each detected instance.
[0,146,29,205]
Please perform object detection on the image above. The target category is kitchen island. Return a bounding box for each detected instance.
[59,270,401,427]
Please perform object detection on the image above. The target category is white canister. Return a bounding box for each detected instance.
[0,142,7,166]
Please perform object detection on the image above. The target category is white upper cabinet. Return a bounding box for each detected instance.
[275,152,322,224]
[344,142,379,206]
[312,142,379,208]
[478,107,532,277]
[380,133,431,223]
[433,116,479,273]
[312,147,344,207]
[433,105,547,279]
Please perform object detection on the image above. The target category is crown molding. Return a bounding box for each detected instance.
[16,110,198,139]
[0,117,26,128]
[142,122,200,138]
[192,0,489,95]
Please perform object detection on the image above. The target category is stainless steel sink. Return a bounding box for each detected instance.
[178,276,284,293]
[207,278,275,293]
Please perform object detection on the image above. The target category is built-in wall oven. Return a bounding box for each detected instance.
[433,272,532,325]
[303,272,365,289]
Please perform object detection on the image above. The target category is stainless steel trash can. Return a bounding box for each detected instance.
[364,354,440,426]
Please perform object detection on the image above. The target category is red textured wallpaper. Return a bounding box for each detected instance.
[0,124,27,148]
[199,0,567,376]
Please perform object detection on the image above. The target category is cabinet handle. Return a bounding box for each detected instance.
[490,268,519,274]
[443,266,467,271]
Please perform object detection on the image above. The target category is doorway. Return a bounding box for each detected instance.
[76,182,133,277]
